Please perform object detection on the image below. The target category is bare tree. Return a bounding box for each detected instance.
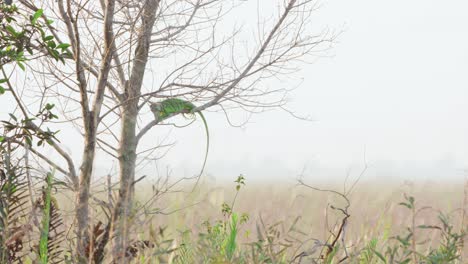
[9,0,336,261]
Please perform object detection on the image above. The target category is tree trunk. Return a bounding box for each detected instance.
[111,1,159,260]
[75,114,97,262]
[74,0,115,260]
[111,101,138,260]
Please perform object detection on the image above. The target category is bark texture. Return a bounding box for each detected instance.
[111,0,159,260]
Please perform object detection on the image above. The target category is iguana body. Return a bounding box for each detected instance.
[150,98,209,185]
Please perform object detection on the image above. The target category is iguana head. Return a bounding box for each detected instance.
[150,102,161,112]
[150,102,166,119]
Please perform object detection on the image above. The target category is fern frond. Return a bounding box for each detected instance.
[0,151,31,263]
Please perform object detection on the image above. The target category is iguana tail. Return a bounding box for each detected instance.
[192,111,209,190]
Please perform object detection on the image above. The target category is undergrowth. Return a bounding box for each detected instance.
[0,142,466,263]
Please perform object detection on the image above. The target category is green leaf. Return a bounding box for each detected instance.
[17,62,25,71]
[418,225,441,230]
[0,86,5,95]
[39,172,53,264]
[43,35,54,41]
[398,202,412,209]
[48,41,56,49]
[371,249,387,263]
[45,103,55,110]
[26,46,34,55]
[57,43,70,50]
[25,136,32,146]
[32,9,43,25]
[0,79,8,84]
[225,213,238,260]
[6,25,18,37]
[9,113,17,122]
[0,136,4,142]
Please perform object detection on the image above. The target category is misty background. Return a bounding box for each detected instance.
[157,0,468,183]
[3,0,467,184]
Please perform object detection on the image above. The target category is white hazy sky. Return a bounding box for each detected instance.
[3,1,467,183]
[163,0,468,183]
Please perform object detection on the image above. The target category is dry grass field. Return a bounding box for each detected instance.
[2,162,467,263]
[144,178,467,263]
[51,176,466,263]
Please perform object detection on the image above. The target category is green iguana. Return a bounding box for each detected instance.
[150,98,209,185]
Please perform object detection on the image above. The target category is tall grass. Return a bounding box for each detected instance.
[39,172,53,264]
[0,147,466,263]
